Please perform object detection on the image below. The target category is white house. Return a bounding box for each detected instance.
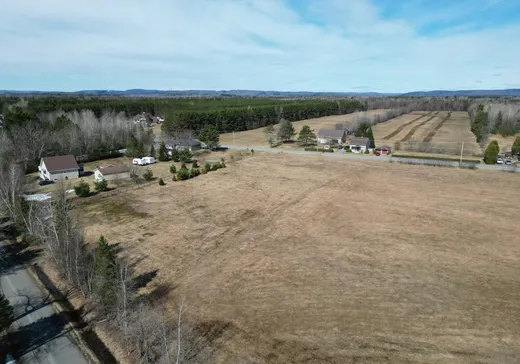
[348,137,371,153]
[317,129,346,145]
[39,155,79,181]
[94,164,130,182]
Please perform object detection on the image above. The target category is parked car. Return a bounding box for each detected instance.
[323,145,330,150]
[338,145,343,149]
[505,159,512,165]
[496,157,503,164]
[38,180,54,186]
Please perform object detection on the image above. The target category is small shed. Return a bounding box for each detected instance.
[94,164,130,182]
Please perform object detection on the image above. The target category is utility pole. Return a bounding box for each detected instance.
[459,142,464,164]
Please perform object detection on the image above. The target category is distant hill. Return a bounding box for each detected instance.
[400,89,520,97]
[0,89,394,97]
[1,88,520,97]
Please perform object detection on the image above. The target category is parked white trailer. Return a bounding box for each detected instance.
[133,158,147,166]
[141,156,156,165]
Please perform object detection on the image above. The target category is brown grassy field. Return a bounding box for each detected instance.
[485,133,520,153]
[373,111,482,158]
[82,152,520,364]
[219,110,389,148]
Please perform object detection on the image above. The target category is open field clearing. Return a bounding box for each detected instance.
[82,153,520,364]
[220,109,389,147]
[485,133,520,153]
[374,111,482,157]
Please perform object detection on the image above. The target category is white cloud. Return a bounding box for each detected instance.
[0,0,519,92]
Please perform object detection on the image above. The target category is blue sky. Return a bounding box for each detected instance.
[1,0,519,92]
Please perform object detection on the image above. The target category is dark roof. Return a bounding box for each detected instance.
[317,129,345,139]
[97,164,129,175]
[349,137,370,146]
[42,155,79,172]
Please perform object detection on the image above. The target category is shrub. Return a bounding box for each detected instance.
[221,161,226,168]
[484,140,499,164]
[190,168,201,178]
[211,163,219,171]
[169,165,176,174]
[512,136,520,154]
[171,148,180,162]
[176,168,190,181]
[345,148,352,153]
[201,168,207,174]
[74,180,90,197]
[180,162,188,170]
[204,162,211,172]
[251,149,255,154]
[142,168,154,181]
[192,161,199,168]
[172,174,177,181]
[158,178,165,186]
[364,149,370,154]
[94,179,109,192]
[179,148,193,163]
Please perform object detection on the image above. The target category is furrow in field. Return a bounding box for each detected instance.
[422,112,452,143]
[399,112,440,142]
[382,112,432,140]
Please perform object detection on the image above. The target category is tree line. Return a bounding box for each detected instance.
[468,102,520,145]
[162,99,367,135]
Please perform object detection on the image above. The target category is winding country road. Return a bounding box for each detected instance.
[0,238,89,364]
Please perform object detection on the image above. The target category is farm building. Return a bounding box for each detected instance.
[348,137,371,153]
[317,129,346,145]
[164,139,202,151]
[38,155,79,181]
[94,164,130,182]
[375,146,392,155]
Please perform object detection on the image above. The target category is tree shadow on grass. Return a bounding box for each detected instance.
[130,269,158,292]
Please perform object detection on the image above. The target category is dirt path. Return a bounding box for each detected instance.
[422,112,452,143]
[382,112,432,140]
[400,112,440,142]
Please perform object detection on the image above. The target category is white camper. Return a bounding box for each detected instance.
[133,158,147,166]
[141,156,156,165]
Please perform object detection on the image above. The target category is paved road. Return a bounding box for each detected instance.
[0,240,89,364]
[222,145,517,172]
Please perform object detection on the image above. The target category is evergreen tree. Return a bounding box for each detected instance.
[94,236,118,310]
[179,148,193,163]
[94,179,108,192]
[484,140,499,164]
[277,118,296,142]
[366,127,375,147]
[171,148,180,162]
[264,124,278,147]
[0,293,14,332]
[198,124,220,150]
[297,125,317,146]
[149,144,156,158]
[158,142,168,161]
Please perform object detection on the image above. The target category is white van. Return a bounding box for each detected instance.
[141,156,156,165]
[133,158,146,166]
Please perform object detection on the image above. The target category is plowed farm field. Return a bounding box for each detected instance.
[373,111,482,157]
[83,153,520,364]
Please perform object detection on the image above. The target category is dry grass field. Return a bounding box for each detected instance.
[373,111,482,158]
[485,133,520,153]
[82,152,520,364]
[220,110,388,147]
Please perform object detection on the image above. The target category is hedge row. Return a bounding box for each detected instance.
[304,147,335,153]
